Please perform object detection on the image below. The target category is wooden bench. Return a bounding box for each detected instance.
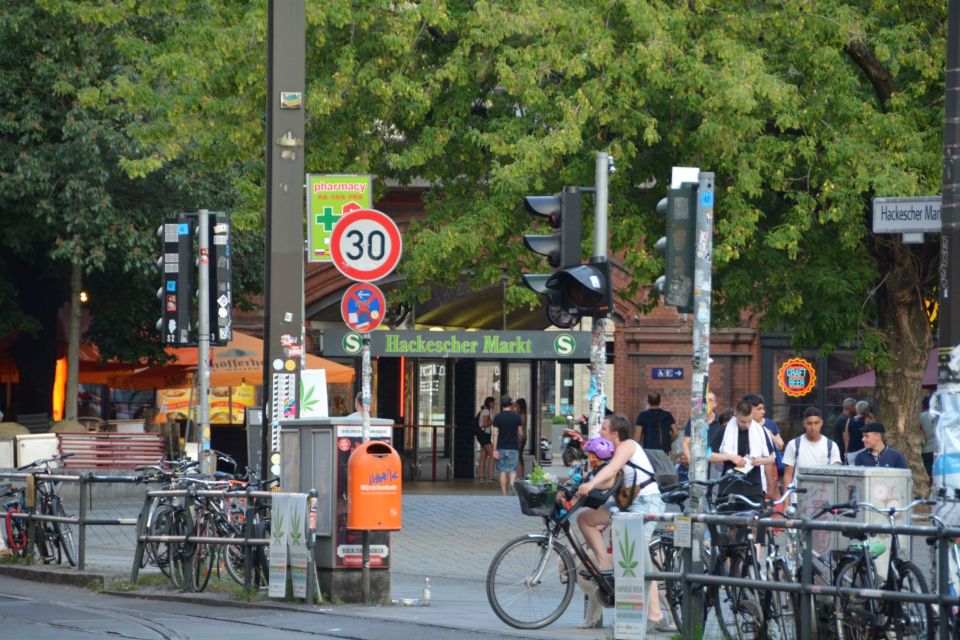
[58,433,164,469]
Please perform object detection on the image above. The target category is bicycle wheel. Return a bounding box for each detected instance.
[149,504,177,578]
[892,561,934,640]
[191,511,215,592]
[715,553,764,640]
[166,509,191,589]
[35,520,59,565]
[486,534,576,630]
[834,559,876,640]
[766,558,797,640]
[51,497,76,567]
[649,537,684,631]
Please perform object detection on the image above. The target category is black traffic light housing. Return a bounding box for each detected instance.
[521,186,616,325]
[655,183,697,313]
[523,187,582,269]
[207,213,233,346]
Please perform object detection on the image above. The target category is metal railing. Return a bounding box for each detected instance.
[0,471,141,570]
[640,511,960,640]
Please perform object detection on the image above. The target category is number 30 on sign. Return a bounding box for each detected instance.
[330,209,402,283]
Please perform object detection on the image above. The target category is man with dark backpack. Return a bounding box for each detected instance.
[781,406,841,492]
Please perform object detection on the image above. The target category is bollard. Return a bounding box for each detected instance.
[78,473,90,570]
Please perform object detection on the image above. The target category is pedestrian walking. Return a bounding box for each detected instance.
[515,398,528,479]
[491,395,523,496]
[920,395,938,482]
[781,406,841,492]
[476,396,496,482]
[834,397,856,464]
[853,423,909,469]
[633,392,677,455]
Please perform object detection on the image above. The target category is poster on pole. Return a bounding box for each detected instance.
[307,174,372,262]
[268,493,290,597]
[299,369,329,418]
[613,512,648,639]
[288,493,309,598]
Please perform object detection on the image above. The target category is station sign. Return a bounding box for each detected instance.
[323,329,592,360]
[872,196,941,234]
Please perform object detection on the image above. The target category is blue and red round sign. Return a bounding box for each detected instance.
[341,282,386,333]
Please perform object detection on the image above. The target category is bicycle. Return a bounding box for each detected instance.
[485,478,620,629]
[18,453,77,566]
[832,497,934,640]
[1,484,29,558]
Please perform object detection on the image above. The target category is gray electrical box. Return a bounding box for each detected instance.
[278,416,394,603]
[797,465,913,567]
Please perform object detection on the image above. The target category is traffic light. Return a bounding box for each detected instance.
[207,213,232,346]
[157,214,194,345]
[655,183,697,313]
[521,187,613,325]
[522,186,582,269]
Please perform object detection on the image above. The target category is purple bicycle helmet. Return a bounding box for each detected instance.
[584,437,615,460]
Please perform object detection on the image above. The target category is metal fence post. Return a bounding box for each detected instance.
[938,526,950,640]
[181,490,196,593]
[78,473,89,570]
[243,488,255,593]
[799,524,814,640]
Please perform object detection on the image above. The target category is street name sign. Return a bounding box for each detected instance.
[872,196,941,235]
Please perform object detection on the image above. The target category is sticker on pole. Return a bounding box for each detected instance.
[341,282,386,333]
[330,208,402,283]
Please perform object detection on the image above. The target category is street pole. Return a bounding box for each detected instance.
[261,0,306,481]
[197,209,213,475]
[682,171,714,640]
[587,151,613,439]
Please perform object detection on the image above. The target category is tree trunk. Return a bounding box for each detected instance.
[872,245,932,496]
[64,262,82,421]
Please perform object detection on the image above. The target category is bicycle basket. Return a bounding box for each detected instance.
[514,480,558,517]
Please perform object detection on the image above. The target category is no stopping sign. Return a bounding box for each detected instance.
[330,209,402,283]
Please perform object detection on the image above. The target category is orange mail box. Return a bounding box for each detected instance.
[347,441,402,530]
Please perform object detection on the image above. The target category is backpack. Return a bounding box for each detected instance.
[764,430,784,474]
[792,435,833,463]
[614,448,679,510]
[472,410,483,436]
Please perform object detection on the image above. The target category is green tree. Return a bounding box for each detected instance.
[87,1,943,484]
[0,1,254,418]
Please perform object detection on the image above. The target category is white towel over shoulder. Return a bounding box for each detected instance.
[720,418,770,492]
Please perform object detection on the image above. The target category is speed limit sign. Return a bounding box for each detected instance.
[330,208,402,283]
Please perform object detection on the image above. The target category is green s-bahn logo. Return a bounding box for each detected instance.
[553,334,575,356]
[342,332,363,354]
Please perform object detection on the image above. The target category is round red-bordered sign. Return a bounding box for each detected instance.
[340,282,387,333]
[337,438,351,452]
[330,208,402,283]
[777,357,817,398]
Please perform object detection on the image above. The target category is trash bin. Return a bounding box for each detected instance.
[347,441,402,530]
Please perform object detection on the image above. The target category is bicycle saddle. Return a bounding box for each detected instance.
[660,489,689,505]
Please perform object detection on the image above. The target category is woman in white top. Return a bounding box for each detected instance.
[576,414,672,632]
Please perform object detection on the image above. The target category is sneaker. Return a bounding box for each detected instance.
[648,617,677,633]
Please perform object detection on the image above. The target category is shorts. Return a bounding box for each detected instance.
[477,431,492,446]
[606,492,664,540]
[496,449,519,473]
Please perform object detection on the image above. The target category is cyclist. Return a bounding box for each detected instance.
[575,436,616,629]
[576,414,674,633]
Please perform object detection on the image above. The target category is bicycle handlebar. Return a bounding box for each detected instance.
[16,452,75,471]
[853,498,934,520]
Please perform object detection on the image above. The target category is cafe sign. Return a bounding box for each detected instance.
[323,329,592,360]
[777,357,817,398]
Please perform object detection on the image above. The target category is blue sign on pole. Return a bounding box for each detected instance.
[652,367,684,380]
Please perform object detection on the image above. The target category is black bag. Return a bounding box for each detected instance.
[472,410,483,435]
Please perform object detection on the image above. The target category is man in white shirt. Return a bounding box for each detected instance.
[781,406,841,491]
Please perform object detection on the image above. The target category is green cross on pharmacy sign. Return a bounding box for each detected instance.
[306,174,373,263]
